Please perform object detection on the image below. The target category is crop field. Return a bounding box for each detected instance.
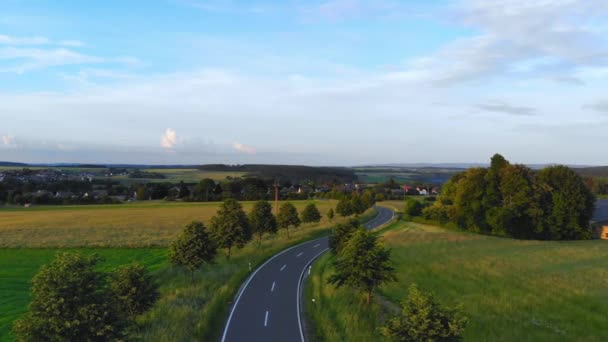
[306,220,608,341]
[0,248,167,342]
[0,200,337,247]
[0,208,373,342]
[111,168,247,183]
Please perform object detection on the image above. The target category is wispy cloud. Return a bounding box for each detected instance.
[232,141,256,155]
[0,34,83,47]
[161,128,178,149]
[584,101,608,113]
[476,101,537,116]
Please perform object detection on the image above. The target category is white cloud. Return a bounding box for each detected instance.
[1,135,17,148]
[0,34,50,45]
[232,142,256,155]
[161,128,178,149]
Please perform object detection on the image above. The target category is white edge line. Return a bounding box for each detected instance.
[297,247,329,342]
[221,237,327,342]
[297,206,395,342]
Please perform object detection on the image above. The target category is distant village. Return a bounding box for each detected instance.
[0,168,440,207]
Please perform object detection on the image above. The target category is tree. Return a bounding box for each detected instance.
[328,229,396,304]
[13,253,125,341]
[536,165,596,240]
[277,202,301,238]
[404,198,423,217]
[382,284,468,342]
[170,221,217,278]
[336,197,354,217]
[194,178,216,201]
[327,208,335,221]
[108,263,159,319]
[301,203,322,223]
[328,218,360,255]
[249,200,277,244]
[351,194,367,215]
[135,184,147,201]
[210,199,251,258]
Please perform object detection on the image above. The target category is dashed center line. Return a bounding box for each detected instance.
[296,252,303,257]
[280,264,287,271]
[264,310,269,327]
[271,281,276,292]
[313,244,320,248]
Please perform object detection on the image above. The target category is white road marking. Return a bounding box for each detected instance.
[264,310,269,327]
[280,264,287,271]
[296,252,303,257]
[271,281,276,292]
[313,244,320,248]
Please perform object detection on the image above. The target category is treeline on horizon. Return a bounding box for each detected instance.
[418,154,596,240]
[199,164,357,184]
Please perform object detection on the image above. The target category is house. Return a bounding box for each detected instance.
[599,226,608,240]
[417,188,428,196]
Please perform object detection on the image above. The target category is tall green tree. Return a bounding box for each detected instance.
[404,198,423,217]
[108,263,159,319]
[327,208,335,221]
[382,284,468,342]
[536,165,596,240]
[301,203,322,223]
[249,200,277,244]
[210,199,251,258]
[170,221,218,278]
[336,197,354,217]
[194,178,216,201]
[328,229,396,304]
[13,253,125,341]
[328,218,360,255]
[277,202,301,238]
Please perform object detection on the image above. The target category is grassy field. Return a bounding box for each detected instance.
[111,169,247,183]
[0,209,373,342]
[0,200,337,247]
[306,220,608,341]
[0,248,167,342]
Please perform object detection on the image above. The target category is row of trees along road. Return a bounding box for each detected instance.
[170,199,323,279]
[420,154,596,240]
[327,219,468,341]
[13,254,159,341]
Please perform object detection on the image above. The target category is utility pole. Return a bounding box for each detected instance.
[273,179,280,215]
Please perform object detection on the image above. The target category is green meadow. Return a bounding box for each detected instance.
[306,219,608,341]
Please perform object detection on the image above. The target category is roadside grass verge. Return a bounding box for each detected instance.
[306,219,608,341]
[0,200,337,248]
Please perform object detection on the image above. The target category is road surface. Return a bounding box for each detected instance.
[593,199,608,222]
[221,206,394,342]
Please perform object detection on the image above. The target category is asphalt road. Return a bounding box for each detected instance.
[221,206,394,342]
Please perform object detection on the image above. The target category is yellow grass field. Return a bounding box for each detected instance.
[0,200,337,248]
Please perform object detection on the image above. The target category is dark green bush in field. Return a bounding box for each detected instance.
[170,221,218,278]
[382,284,467,342]
[13,253,160,342]
[301,203,322,223]
[404,198,423,217]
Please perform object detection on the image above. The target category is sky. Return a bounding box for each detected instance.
[1,0,608,166]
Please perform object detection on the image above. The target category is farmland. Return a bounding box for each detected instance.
[306,218,608,341]
[0,206,371,342]
[0,200,337,247]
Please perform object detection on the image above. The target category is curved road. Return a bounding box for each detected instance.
[221,206,394,342]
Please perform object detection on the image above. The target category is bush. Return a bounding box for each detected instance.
[404,198,423,217]
[382,284,468,342]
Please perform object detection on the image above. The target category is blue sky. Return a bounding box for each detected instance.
[1,0,608,165]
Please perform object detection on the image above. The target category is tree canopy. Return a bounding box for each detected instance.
[423,154,596,240]
[210,199,251,258]
[170,221,218,276]
[301,203,322,223]
[249,200,277,244]
[277,202,301,237]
